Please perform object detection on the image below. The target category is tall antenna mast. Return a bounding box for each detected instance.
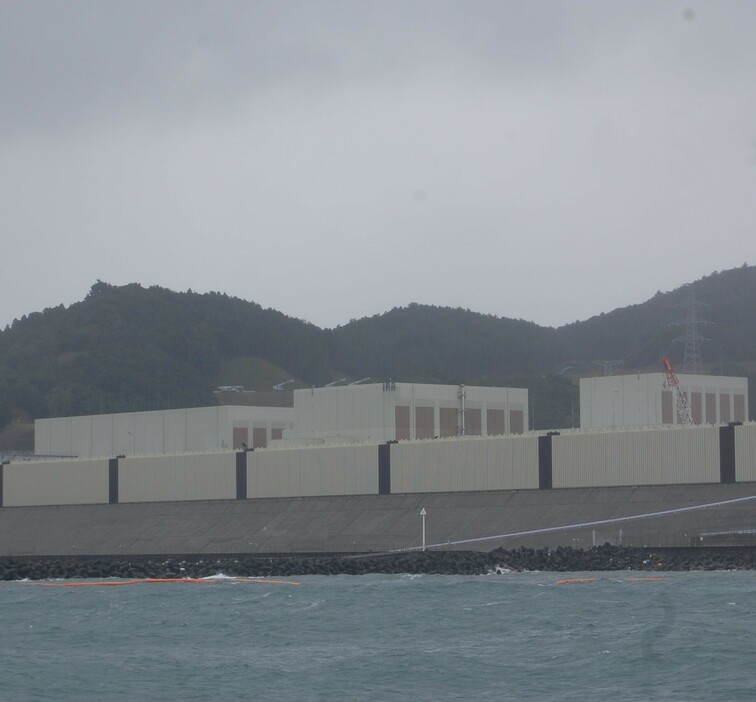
[672,288,709,374]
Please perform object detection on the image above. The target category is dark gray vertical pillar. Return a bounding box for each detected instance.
[236,450,248,500]
[719,423,740,484]
[108,458,119,504]
[378,443,392,495]
[539,432,558,490]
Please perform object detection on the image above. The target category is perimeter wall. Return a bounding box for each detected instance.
[1,423,753,508]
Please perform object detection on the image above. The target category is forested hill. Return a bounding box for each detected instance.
[1,266,755,433]
[0,282,331,423]
[327,265,756,381]
[557,265,756,370]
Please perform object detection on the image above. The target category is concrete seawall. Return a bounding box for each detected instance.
[2,482,755,557]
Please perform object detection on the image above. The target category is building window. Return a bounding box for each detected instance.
[734,395,746,423]
[465,409,481,436]
[509,410,524,434]
[415,406,434,440]
[232,427,248,450]
[395,406,410,441]
[439,408,457,437]
[720,394,731,423]
[661,391,674,424]
[487,409,506,436]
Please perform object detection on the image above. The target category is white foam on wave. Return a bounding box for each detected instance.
[293,600,322,611]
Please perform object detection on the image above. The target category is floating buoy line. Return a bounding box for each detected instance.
[555,576,671,585]
[27,577,300,588]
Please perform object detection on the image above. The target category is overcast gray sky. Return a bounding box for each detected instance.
[2,1,755,330]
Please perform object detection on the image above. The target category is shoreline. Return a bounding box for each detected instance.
[2,544,756,580]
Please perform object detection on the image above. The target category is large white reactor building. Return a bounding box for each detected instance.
[580,372,748,429]
[284,381,528,444]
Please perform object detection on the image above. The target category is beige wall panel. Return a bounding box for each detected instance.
[390,436,539,493]
[112,414,137,456]
[33,419,53,455]
[133,413,165,455]
[92,415,115,457]
[246,449,289,497]
[186,408,222,452]
[68,416,95,457]
[246,445,378,498]
[291,384,387,442]
[119,453,236,503]
[553,427,720,488]
[162,412,189,453]
[735,423,756,482]
[50,418,73,456]
[4,460,109,506]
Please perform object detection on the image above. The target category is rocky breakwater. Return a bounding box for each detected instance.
[1,544,756,581]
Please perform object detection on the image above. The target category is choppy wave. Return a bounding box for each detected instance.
[1,572,754,700]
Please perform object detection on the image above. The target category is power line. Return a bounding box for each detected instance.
[592,360,624,376]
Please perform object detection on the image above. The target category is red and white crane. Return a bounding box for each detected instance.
[661,357,694,425]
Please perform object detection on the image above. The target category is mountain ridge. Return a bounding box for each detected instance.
[1,265,755,437]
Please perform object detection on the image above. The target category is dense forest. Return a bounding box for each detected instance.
[1,266,755,443]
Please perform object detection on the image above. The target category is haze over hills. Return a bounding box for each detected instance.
[1,266,755,444]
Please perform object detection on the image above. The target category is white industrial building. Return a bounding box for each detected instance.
[580,373,748,429]
[284,381,528,444]
[35,405,294,458]
[34,382,528,457]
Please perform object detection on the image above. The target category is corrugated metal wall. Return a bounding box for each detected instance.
[735,423,756,482]
[390,435,539,493]
[4,459,109,506]
[246,444,378,498]
[552,426,720,488]
[9,423,756,508]
[118,453,237,503]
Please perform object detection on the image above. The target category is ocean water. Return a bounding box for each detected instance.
[1,571,754,701]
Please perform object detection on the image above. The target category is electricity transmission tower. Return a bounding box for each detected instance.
[592,360,624,376]
[672,289,710,374]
